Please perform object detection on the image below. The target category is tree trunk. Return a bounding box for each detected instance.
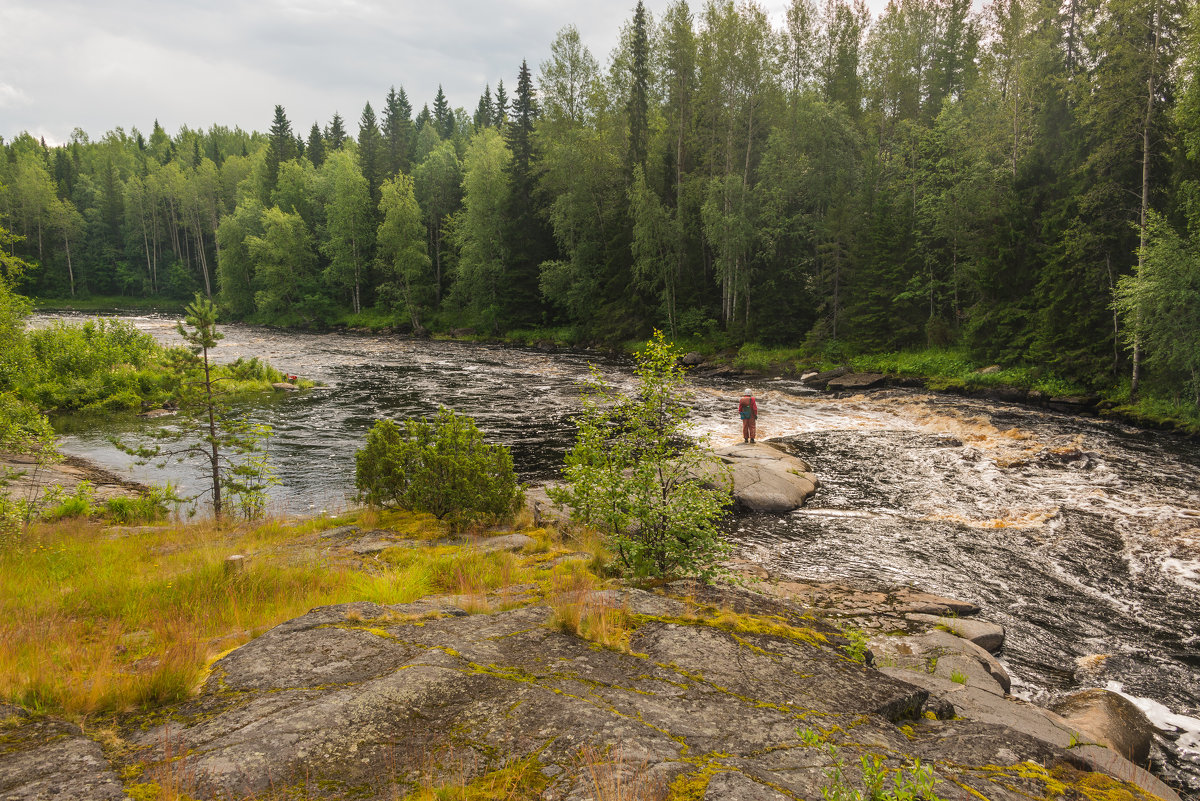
[203,344,221,524]
[1132,0,1161,401]
[64,233,75,297]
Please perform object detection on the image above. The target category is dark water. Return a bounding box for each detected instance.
[41,313,1200,796]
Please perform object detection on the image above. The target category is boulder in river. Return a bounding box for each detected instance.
[800,366,849,389]
[906,612,1006,654]
[702,442,819,513]
[826,372,887,391]
[1051,688,1157,764]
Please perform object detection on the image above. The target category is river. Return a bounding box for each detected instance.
[40,312,1200,796]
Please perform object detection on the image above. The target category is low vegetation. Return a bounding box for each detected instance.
[0,503,583,719]
[354,407,523,529]
[551,331,732,580]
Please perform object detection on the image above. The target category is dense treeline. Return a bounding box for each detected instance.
[2,0,1200,406]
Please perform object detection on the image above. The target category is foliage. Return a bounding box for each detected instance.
[840,627,869,664]
[798,732,942,801]
[550,331,732,580]
[354,408,522,529]
[0,391,61,538]
[376,172,432,330]
[1116,213,1200,406]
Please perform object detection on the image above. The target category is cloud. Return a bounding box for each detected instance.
[0,83,30,109]
[0,0,912,143]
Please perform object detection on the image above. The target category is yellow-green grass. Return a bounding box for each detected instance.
[0,507,554,718]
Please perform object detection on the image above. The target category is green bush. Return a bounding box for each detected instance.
[550,331,732,580]
[104,485,179,524]
[354,408,522,529]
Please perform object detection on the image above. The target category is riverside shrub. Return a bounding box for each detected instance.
[354,408,521,529]
[550,330,732,580]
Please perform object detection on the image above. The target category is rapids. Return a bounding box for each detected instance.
[39,313,1200,796]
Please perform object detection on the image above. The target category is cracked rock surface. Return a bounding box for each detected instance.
[19,582,1159,801]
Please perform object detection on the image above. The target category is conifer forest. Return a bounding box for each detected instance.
[3,0,1199,408]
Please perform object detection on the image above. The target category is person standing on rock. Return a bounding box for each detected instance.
[739,388,758,443]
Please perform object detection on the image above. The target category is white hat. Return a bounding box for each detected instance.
[744,388,752,395]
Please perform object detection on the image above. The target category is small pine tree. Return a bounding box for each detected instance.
[117,296,277,523]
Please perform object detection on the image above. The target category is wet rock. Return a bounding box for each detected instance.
[876,676,1179,801]
[700,442,819,513]
[826,372,887,391]
[138,407,176,418]
[976,365,1002,374]
[750,579,980,620]
[271,381,299,391]
[1050,688,1156,764]
[933,434,964,447]
[905,613,1006,653]
[449,327,476,338]
[800,366,849,389]
[524,484,568,526]
[0,705,128,800]
[680,351,706,366]
[1045,395,1100,413]
[872,629,1010,694]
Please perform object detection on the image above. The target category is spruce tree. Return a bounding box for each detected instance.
[474,85,495,131]
[433,86,454,140]
[265,104,297,192]
[306,122,326,167]
[382,86,413,176]
[626,0,651,177]
[325,112,348,150]
[358,102,384,205]
[501,59,554,326]
[494,80,509,128]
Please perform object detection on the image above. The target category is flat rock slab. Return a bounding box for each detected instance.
[88,583,1169,801]
[706,442,819,513]
[754,578,981,620]
[470,533,535,553]
[826,372,887,391]
[872,628,1011,694]
[906,613,1006,653]
[0,705,128,801]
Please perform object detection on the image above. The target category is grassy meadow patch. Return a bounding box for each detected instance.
[0,506,576,718]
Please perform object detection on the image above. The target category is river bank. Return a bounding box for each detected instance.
[24,311,1200,794]
[30,299,1199,436]
[0,451,147,502]
[0,502,1185,801]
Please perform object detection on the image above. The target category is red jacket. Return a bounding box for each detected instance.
[739,395,757,418]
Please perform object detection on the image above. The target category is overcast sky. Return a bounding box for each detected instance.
[2,0,900,147]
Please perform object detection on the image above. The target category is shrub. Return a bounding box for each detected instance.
[550,330,732,580]
[104,485,179,524]
[354,408,522,529]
